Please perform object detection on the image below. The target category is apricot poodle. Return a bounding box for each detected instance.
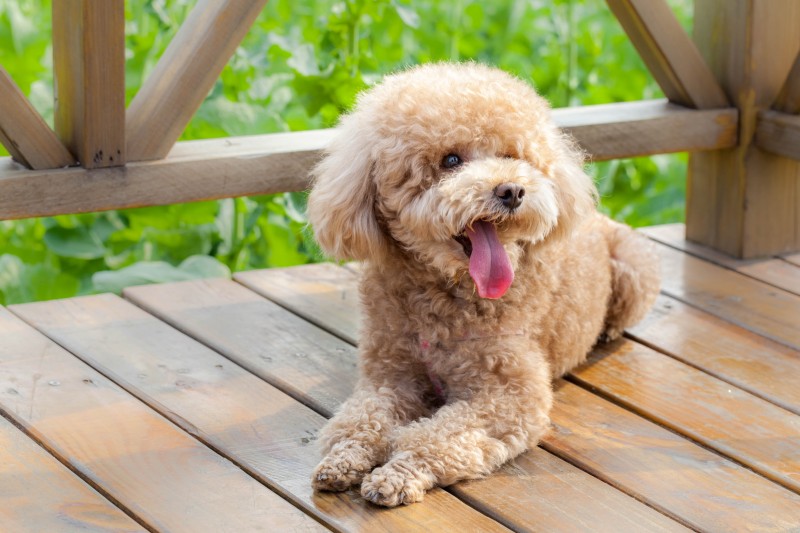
[307,62,660,507]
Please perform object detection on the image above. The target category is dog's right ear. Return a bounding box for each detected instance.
[307,114,388,261]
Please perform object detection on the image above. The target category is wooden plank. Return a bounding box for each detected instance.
[0,130,334,220]
[0,306,325,532]
[124,278,685,531]
[553,100,737,161]
[235,263,364,344]
[784,253,800,267]
[0,414,143,532]
[572,338,800,492]
[164,267,800,530]
[52,0,125,169]
[775,51,800,113]
[606,0,729,108]
[0,102,735,220]
[642,224,800,295]
[755,109,800,161]
[545,382,800,531]
[0,68,76,170]
[688,0,800,258]
[126,0,268,161]
[13,295,505,533]
[655,241,800,350]
[125,278,357,418]
[629,294,800,415]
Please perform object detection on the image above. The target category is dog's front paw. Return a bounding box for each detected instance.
[361,460,434,507]
[312,443,375,492]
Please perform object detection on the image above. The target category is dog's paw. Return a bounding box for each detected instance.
[360,461,433,507]
[312,445,374,492]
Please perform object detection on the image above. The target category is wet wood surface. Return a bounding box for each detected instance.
[1,229,799,531]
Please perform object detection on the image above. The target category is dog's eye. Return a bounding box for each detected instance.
[441,154,463,169]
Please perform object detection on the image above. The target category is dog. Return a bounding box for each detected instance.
[306,62,660,507]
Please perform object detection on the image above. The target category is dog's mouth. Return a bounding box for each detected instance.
[453,220,514,299]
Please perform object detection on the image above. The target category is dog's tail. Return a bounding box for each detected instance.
[601,220,661,341]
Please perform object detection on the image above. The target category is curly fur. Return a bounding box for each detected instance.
[307,63,660,507]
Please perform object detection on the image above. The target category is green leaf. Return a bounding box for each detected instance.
[43,226,107,259]
[391,1,420,28]
[92,255,231,294]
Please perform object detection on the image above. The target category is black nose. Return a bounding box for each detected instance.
[494,183,525,210]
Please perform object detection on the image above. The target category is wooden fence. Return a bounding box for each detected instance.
[0,0,798,259]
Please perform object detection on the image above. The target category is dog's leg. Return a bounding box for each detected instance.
[361,356,552,506]
[313,382,426,492]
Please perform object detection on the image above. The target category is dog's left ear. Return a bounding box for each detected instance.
[547,133,598,240]
[307,112,389,261]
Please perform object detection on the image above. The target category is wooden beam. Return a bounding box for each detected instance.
[0,67,76,169]
[755,110,800,160]
[52,0,125,169]
[688,0,800,258]
[606,0,729,109]
[0,129,335,220]
[774,51,800,114]
[554,100,737,161]
[126,0,268,162]
[0,102,738,220]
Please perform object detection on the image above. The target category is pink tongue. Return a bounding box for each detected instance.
[466,221,514,299]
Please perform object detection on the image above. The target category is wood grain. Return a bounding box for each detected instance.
[125,278,358,417]
[0,306,324,533]
[605,0,729,108]
[235,263,363,344]
[688,0,800,257]
[0,130,334,220]
[0,414,142,532]
[238,264,800,529]
[126,0,268,161]
[553,100,737,160]
[629,294,800,416]
[0,67,76,170]
[642,224,800,295]
[655,241,800,349]
[756,110,800,162]
[775,50,800,113]
[52,0,125,169]
[545,382,800,531]
[13,294,504,533]
[125,277,685,531]
[572,338,800,492]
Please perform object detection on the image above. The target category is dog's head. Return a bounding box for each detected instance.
[308,63,597,299]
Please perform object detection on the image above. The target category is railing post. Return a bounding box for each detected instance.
[687,0,800,258]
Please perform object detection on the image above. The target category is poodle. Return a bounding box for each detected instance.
[306,62,660,507]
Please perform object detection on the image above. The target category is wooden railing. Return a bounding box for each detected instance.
[0,0,798,259]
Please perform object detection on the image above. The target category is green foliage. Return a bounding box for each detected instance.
[0,0,691,304]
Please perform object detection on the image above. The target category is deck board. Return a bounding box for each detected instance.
[0,307,325,533]
[0,415,143,532]
[628,294,800,414]
[643,224,800,295]
[12,294,507,533]
[1,227,799,531]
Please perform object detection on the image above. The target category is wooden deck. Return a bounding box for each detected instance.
[1,223,799,532]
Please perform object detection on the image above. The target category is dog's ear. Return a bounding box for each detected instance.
[307,114,388,261]
[547,132,598,240]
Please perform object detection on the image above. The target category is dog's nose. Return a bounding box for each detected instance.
[494,183,525,210]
